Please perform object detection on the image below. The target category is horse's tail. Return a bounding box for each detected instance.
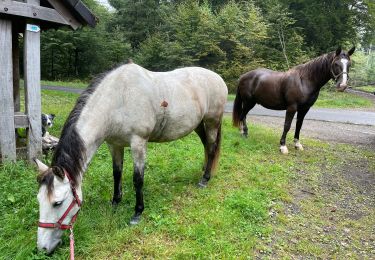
[211,122,222,172]
[232,86,242,127]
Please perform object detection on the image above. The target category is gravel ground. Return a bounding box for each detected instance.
[242,112,375,259]
[247,115,375,150]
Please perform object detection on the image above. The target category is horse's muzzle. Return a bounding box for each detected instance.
[37,239,62,254]
[336,83,348,92]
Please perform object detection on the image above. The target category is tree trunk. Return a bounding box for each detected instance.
[278,28,290,69]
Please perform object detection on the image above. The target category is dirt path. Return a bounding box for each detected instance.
[259,145,375,258]
[235,114,375,258]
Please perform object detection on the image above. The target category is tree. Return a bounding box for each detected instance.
[136,1,269,91]
[108,0,163,49]
[256,0,308,70]
[40,0,132,80]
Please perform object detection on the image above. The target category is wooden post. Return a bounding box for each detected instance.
[12,27,20,112]
[24,0,42,160]
[0,19,16,161]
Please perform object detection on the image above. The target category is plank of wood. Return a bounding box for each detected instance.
[12,28,20,112]
[24,21,42,160]
[0,1,69,26]
[0,19,16,161]
[46,0,81,30]
[14,112,29,128]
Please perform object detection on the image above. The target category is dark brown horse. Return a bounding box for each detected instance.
[232,47,355,154]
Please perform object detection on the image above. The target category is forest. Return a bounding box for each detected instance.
[40,0,375,92]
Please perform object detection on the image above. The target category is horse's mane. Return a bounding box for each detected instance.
[46,60,134,190]
[37,74,103,193]
[293,52,335,80]
[49,74,104,187]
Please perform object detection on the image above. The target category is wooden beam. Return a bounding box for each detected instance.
[12,27,20,112]
[0,19,16,161]
[0,1,70,26]
[46,0,81,30]
[24,20,42,160]
[14,112,29,128]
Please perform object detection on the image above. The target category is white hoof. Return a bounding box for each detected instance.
[239,122,244,135]
[280,145,288,154]
[294,139,304,151]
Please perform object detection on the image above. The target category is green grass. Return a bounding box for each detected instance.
[228,91,372,109]
[227,94,235,101]
[41,80,88,89]
[1,90,374,259]
[20,79,88,89]
[314,90,373,108]
[354,85,375,93]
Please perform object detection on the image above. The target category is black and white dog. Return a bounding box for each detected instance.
[41,113,55,137]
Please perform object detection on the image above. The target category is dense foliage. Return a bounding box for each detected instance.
[39,0,375,92]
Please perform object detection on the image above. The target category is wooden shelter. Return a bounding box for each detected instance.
[0,0,96,162]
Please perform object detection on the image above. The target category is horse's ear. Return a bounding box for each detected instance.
[34,158,49,174]
[348,46,355,56]
[52,167,65,180]
[335,46,342,56]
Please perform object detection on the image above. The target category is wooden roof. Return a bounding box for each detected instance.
[0,0,97,30]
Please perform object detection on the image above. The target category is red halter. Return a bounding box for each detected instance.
[38,170,81,260]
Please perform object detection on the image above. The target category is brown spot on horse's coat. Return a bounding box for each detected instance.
[161,101,168,107]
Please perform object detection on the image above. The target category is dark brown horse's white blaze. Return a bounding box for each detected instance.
[233,47,355,154]
[35,62,228,254]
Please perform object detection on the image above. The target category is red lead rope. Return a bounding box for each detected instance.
[70,227,75,260]
[38,170,81,260]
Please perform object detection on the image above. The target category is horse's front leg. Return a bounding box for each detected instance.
[280,107,296,154]
[129,136,147,225]
[294,109,309,151]
[109,145,124,205]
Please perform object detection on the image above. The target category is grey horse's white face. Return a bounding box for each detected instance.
[35,159,81,254]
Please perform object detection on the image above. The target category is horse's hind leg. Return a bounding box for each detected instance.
[108,144,124,205]
[279,106,297,154]
[294,109,309,151]
[239,100,256,137]
[198,119,222,188]
[194,121,207,171]
[129,136,147,225]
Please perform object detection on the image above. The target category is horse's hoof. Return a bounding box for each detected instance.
[294,139,304,151]
[112,194,122,205]
[240,133,248,138]
[198,179,208,188]
[280,145,288,155]
[112,198,122,206]
[130,214,141,225]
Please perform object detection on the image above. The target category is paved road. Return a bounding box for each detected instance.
[42,85,84,94]
[42,85,375,126]
[225,103,375,126]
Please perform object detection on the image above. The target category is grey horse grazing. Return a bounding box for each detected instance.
[35,61,228,254]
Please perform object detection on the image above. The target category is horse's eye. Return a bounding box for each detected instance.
[53,201,63,207]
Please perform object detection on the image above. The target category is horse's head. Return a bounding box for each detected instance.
[34,159,82,254]
[331,46,355,91]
